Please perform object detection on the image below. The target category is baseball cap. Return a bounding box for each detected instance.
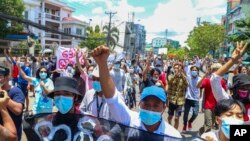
[140,86,166,103]
[0,66,10,75]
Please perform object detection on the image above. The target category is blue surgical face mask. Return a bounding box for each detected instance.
[221,117,244,139]
[19,62,24,67]
[152,77,158,82]
[129,69,134,73]
[93,81,102,92]
[54,96,73,114]
[114,64,120,70]
[139,108,162,126]
[191,71,198,77]
[39,72,47,79]
[67,66,72,71]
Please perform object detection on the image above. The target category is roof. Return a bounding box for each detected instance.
[62,17,82,22]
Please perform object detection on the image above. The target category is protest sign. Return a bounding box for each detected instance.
[56,46,85,69]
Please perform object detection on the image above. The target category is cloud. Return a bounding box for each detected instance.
[70,0,227,46]
[195,0,226,9]
[141,0,196,44]
[92,7,103,14]
[75,14,109,27]
[141,0,227,45]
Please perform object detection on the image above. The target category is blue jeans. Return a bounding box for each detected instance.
[12,78,18,86]
[183,99,199,125]
[18,83,28,97]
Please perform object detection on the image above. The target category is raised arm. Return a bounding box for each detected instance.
[17,60,33,82]
[215,41,248,76]
[91,45,115,98]
[197,72,209,88]
[8,48,15,63]
[76,48,85,74]
[4,49,12,64]
[211,41,248,101]
[142,52,153,81]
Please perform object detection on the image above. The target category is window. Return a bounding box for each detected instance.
[76,28,82,35]
[24,11,28,19]
[45,8,49,13]
[64,28,71,34]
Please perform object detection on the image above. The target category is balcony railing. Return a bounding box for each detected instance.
[45,13,60,21]
[39,13,60,21]
[61,36,72,39]
[45,33,60,39]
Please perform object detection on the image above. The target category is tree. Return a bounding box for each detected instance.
[79,25,106,50]
[0,0,25,38]
[166,44,187,60]
[186,22,225,57]
[102,25,119,51]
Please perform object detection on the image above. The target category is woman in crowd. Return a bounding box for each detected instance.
[76,48,94,92]
[17,64,54,114]
[141,52,167,91]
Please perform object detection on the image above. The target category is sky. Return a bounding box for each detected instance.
[62,0,227,45]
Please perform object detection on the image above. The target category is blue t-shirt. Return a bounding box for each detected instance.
[0,86,25,141]
[18,66,31,85]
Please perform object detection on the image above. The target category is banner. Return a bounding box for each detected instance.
[22,113,204,141]
[56,46,86,69]
[158,48,168,55]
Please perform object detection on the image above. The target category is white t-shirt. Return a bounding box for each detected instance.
[79,89,111,120]
[186,75,201,101]
[201,130,220,141]
[105,89,182,139]
[110,69,125,92]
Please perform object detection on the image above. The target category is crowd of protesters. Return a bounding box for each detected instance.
[0,41,249,141]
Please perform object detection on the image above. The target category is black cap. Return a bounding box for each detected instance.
[229,74,250,89]
[0,66,10,75]
[114,60,121,64]
[47,77,82,98]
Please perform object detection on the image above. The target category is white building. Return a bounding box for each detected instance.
[23,0,88,49]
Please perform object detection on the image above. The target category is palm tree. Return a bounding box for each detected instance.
[102,25,119,51]
[80,25,106,50]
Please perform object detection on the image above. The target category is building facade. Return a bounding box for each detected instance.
[23,0,88,49]
[151,37,180,54]
[116,22,146,59]
[223,0,250,58]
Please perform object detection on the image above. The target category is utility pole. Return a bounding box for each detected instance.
[105,11,117,48]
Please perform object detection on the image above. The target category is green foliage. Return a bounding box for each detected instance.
[165,44,187,60]
[186,22,225,57]
[227,5,250,54]
[227,18,250,42]
[103,25,119,51]
[18,41,28,49]
[79,25,106,50]
[0,0,25,38]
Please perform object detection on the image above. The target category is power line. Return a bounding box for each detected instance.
[105,11,117,47]
[0,12,105,40]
